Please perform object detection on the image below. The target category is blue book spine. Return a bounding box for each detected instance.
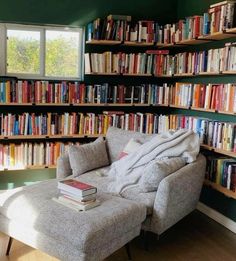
[87,23,93,41]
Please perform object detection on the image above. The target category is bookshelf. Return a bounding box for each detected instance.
[84,8,236,199]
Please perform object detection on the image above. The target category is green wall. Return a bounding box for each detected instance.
[0,0,177,26]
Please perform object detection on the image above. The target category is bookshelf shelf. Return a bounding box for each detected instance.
[176,38,211,45]
[123,73,152,76]
[198,31,236,40]
[204,180,236,199]
[85,72,120,76]
[86,40,121,45]
[123,41,154,46]
[0,134,101,140]
[201,144,236,158]
[0,165,56,172]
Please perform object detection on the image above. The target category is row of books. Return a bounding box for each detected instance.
[0,112,167,136]
[84,50,172,75]
[0,142,79,170]
[1,114,236,169]
[172,42,236,74]
[163,1,236,44]
[168,115,236,152]
[87,2,236,44]
[169,83,236,113]
[85,42,236,75]
[0,80,81,104]
[55,179,99,211]
[205,155,236,192]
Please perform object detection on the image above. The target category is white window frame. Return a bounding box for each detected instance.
[0,23,84,80]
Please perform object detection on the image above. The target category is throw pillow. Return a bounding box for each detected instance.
[118,138,142,159]
[139,157,186,192]
[68,137,110,177]
[105,127,155,163]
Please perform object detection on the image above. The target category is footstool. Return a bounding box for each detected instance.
[0,179,146,261]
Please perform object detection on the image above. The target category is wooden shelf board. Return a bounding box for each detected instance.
[86,40,121,45]
[174,73,194,77]
[123,73,152,76]
[153,104,169,107]
[198,72,220,75]
[0,103,32,106]
[191,107,215,113]
[201,144,236,158]
[204,180,236,199]
[226,28,236,34]
[198,31,236,40]
[222,71,236,75]
[85,72,120,76]
[176,38,211,45]
[123,41,154,46]
[217,110,236,115]
[154,74,172,78]
[161,43,175,47]
[0,165,56,171]
[169,105,189,109]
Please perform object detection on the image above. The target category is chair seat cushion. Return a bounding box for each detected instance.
[0,178,146,253]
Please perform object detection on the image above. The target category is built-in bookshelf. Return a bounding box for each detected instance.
[84,3,236,199]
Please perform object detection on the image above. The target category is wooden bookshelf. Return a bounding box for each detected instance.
[123,41,154,46]
[0,134,101,140]
[198,31,236,40]
[176,38,211,45]
[198,72,220,75]
[222,71,236,75]
[123,73,152,76]
[191,107,215,113]
[174,73,194,77]
[86,40,121,45]
[169,104,189,109]
[201,144,236,158]
[85,72,120,76]
[204,180,236,199]
[0,165,56,172]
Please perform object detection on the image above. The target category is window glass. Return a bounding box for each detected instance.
[45,30,80,77]
[7,29,40,74]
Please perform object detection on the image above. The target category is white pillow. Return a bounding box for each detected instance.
[118,138,142,159]
[139,157,186,192]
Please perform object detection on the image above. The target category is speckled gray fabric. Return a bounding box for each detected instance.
[0,178,146,261]
[139,157,186,192]
[105,127,155,163]
[68,137,109,177]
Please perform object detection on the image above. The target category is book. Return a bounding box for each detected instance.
[59,189,97,202]
[52,197,100,211]
[107,14,132,21]
[58,195,96,205]
[58,179,97,197]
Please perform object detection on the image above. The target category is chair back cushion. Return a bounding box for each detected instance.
[105,127,154,163]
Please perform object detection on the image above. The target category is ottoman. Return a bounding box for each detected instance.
[0,179,146,261]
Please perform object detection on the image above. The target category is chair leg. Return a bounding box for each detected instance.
[6,237,13,256]
[143,230,149,251]
[125,243,132,260]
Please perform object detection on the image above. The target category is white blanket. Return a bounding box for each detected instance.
[107,129,200,195]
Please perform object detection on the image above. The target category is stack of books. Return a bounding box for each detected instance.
[53,179,99,211]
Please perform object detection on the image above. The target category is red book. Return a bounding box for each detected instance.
[58,179,97,197]
[146,50,169,55]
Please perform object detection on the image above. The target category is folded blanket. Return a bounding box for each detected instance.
[107,129,200,195]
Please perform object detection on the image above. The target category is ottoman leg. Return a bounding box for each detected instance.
[6,237,13,256]
[125,243,132,260]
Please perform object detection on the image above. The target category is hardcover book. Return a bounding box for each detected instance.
[58,179,97,196]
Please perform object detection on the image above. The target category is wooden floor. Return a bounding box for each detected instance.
[0,210,235,261]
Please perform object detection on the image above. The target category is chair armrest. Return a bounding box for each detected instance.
[56,154,72,179]
[150,154,206,235]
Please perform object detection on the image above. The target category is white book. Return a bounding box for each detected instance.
[52,197,100,211]
[84,53,91,74]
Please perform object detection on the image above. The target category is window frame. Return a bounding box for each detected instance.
[0,23,84,80]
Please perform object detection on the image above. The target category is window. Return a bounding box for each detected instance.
[0,24,83,79]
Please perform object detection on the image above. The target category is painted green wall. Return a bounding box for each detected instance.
[0,0,177,26]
